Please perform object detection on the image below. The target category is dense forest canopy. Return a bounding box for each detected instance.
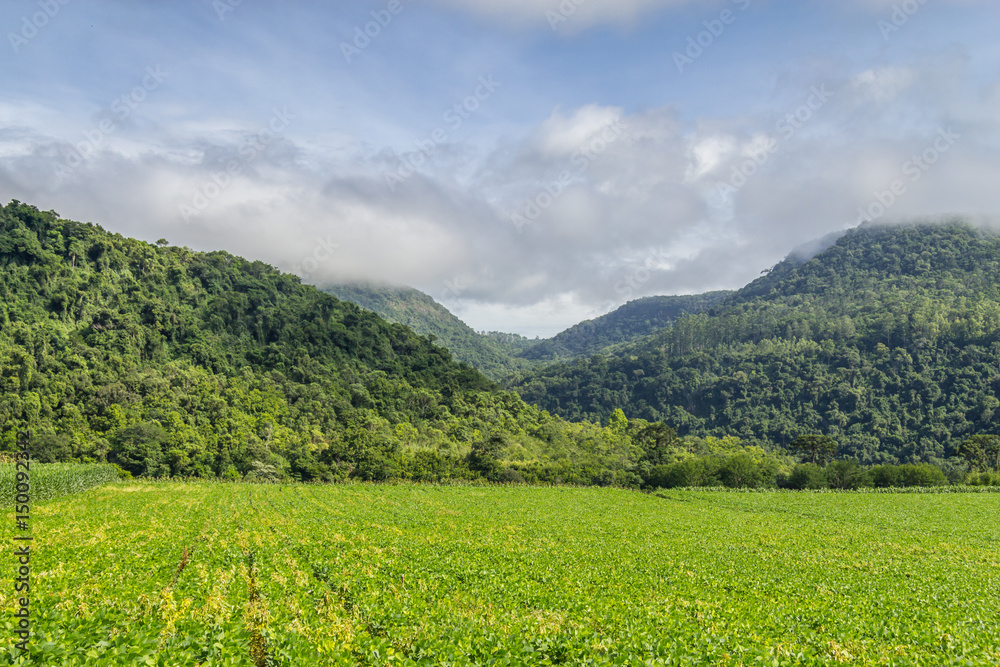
[513,221,1000,465]
[0,201,649,483]
[323,282,535,381]
[324,284,732,379]
[3,202,997,484]
[515,292,733,362]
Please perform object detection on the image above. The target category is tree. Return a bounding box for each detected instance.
[111,422,169,477]
[824,459,866,489]
[785,463,827,490]
[634,422,679,467]
[468,432,507,481]
[606,408,628,435]
[957,434,1000,472]
[790,434,839,465]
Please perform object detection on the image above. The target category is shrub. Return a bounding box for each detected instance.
[785,463,828,490]
[825,460,868,489]
[869,463,947,487]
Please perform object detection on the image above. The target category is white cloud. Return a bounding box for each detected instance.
[426,0,696,31]
[851,66,918,107]
[2,1,1000,338]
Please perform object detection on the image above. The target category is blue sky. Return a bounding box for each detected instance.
[2,0,998,336]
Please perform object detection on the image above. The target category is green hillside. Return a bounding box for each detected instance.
[323,282,533,381]
[514,221,1000,465]
[0,201,650,483]
[518,292,732,362]
[325,283,731,374]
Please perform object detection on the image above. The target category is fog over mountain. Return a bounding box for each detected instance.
[1,0,997,336]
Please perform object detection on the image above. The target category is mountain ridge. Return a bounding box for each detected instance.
[513,220,1000,464]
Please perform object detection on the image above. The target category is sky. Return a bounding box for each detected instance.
[1,0,998,337]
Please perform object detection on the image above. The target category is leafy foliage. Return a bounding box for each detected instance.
[0,462,119,501]
[9,483,1000,664]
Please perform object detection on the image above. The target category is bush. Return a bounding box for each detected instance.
[967,470,1000,486]
[31,430,74,463]
[646,457,721,489]
[825,460,868,489]
[498,468,526,484]
[898,463,947,487]
[869,463,947,487]
[110,422,168,477]
[784,463,827,490]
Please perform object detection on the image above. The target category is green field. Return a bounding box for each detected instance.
[3,484,999,666]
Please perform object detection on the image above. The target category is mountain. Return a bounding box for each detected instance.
[518,292,732,362]
[513,221,1000,465]
[0,201,643,483]
[325,283,732,376]
[322,282,535,381]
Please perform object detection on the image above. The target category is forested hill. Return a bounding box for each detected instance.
[514,221,1000,465]
[325,283,732,375]
[518,292,732,362]
[0,201,650,483]
[323,282,533,381]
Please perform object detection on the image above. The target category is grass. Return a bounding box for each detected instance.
[2,483,999,665]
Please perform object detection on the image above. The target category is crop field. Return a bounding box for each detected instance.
[2,484,999,666]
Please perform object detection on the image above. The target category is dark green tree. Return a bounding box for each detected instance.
[957,435,1000,473]
[790,434,839,465]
